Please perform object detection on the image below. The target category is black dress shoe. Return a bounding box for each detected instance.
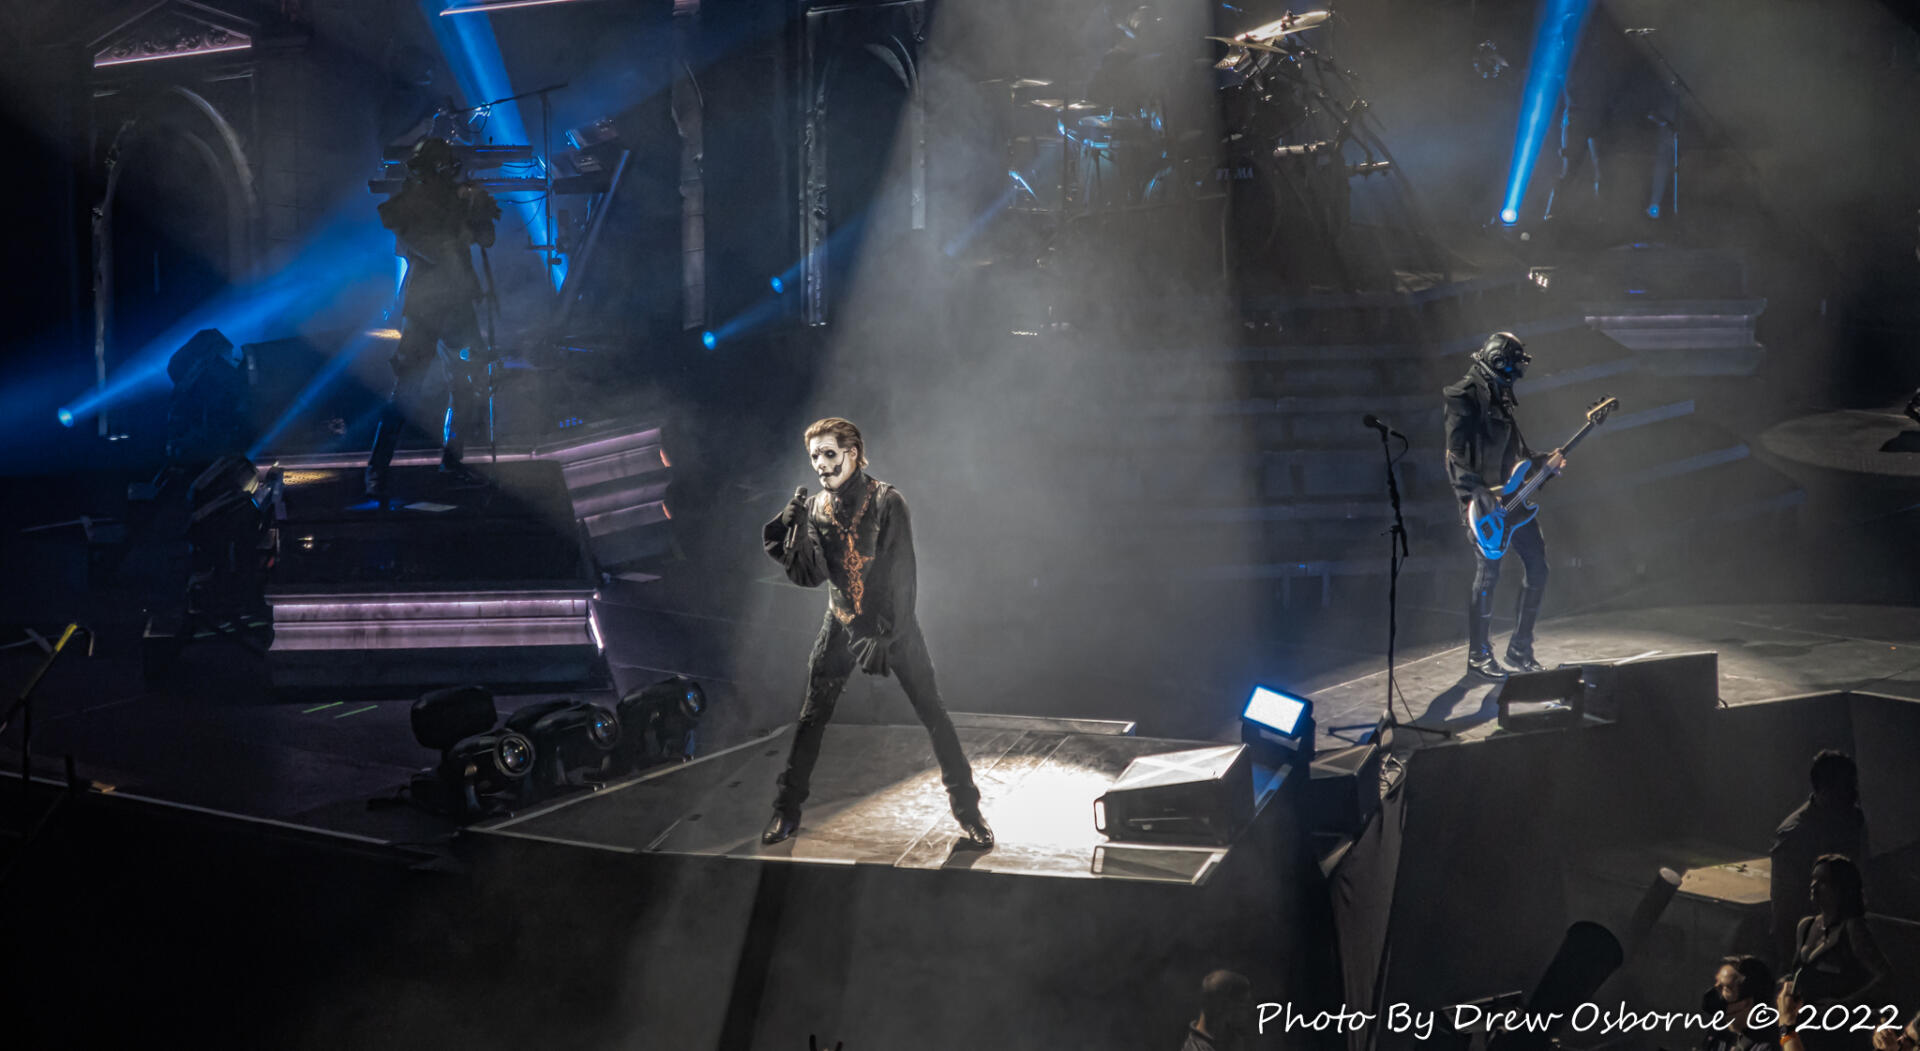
[954,812,994,850]
[761,810,800,846]
[1466,650,1510,680]
[1504,647,1545,674]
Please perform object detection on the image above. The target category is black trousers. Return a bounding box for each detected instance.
[366,299,485,490]
[773,614,981,818]
[1470,515,1549,596]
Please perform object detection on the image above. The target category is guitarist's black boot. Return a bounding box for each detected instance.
[1505,584,1548,673]
[1466,586,1509,680]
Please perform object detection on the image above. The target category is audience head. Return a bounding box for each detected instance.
[1714,955,1773,1032]
[1198,969,1254,1044]
[1810,854,1867,920]
[1809,750,1860,808]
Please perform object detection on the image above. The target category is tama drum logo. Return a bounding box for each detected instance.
[1216,162,1257,181]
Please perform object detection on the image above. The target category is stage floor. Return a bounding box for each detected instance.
[1301,602,1920,747]
[7,602,1918,847]
[476,719,1284,884]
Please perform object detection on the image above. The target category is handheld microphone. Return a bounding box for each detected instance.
[1362,414,1408,441]
[785,486,810,550]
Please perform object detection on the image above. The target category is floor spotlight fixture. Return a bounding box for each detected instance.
[438,730,536,813]
[1241,684,1315,764]
[185,454,277,621]
[504,698,622,787]
[615,675,705,769]
[410,684,536,816]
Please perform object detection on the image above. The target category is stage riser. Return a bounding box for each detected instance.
[568,479,670,520]
[269,420,674,576]
[270,593,592,624]
[1584,301,1768,378]
[264,461,604,692]
[267,647,600,691]
[272,622,594,650]
[462,788,1319,1050]
[556,446,669,492]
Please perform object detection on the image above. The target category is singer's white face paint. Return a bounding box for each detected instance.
[809,435,859,491]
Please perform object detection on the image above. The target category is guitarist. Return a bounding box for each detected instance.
[1444,332,1558,679]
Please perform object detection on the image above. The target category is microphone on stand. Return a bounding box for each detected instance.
[1362,414,1408,442]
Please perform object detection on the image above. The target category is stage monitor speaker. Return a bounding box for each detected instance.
[1305,742,1384,835]
[1094,744,1254,846]
[1582,651,1718,729]
[1496,666,1585,731]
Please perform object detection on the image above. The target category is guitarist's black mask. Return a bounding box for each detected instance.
[1474,331,1532,385]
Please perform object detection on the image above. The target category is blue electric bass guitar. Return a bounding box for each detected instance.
[1467,396,1619,560]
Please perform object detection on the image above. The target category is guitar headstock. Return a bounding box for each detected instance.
[1586,396,1620,426]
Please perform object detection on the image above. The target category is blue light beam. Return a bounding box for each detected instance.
[1499,0,1594,225]
[61,204,391,426]
[246,323,387,460]
[421,0,565,289]
[708,213,875,347]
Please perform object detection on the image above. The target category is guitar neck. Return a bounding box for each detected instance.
[1508,420,1598,506]
[1560,419,1602,454]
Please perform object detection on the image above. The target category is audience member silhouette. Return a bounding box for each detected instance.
[1779,855,1891,1051]
[1181,969,1255,1051]
[1771,751,1868,966]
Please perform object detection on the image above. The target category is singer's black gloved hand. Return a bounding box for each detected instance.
[780,487,810,530]
[850,634,892,677]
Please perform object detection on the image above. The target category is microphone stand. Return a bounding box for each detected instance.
[1378,425,1449,741]
[478,242,500,466]
[1332,426,1451,745]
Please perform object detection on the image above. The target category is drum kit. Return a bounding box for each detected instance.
[986,8,1387,278]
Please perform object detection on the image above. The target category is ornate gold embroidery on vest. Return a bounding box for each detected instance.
[829,479,876,625]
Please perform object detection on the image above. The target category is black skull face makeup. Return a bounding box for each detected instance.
[809,435,858,491]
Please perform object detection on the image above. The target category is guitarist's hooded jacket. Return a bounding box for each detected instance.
[1442,363,1534,504]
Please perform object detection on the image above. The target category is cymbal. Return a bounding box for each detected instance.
[1009,78,1052,89]
[1204,35,1292,56]
[1029,98,1103,112]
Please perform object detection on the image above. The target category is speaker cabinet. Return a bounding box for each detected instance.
[1095,745,1255,846]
